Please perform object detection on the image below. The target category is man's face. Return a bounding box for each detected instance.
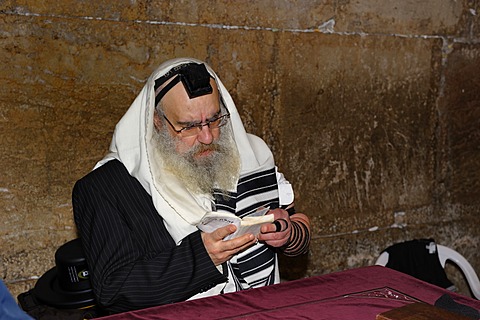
[154,78,222,155]
[152,79,240,194]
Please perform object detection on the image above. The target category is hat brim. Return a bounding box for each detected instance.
[34,267,95,309]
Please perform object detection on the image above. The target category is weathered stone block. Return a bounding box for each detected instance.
[0,0,479,305]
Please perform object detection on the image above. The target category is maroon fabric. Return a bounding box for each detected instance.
[95,266,480,320]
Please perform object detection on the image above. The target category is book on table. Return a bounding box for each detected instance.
[376,302,472,320]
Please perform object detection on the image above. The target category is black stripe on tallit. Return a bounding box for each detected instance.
[236,200,278,219]
[212,190,237,213]
[213,167,279,216]
[236,170,278,203]
[237,167,276,184]
[235,246,275,278]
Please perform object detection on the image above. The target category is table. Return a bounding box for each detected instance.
[96,266,480,319]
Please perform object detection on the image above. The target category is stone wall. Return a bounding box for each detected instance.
[1,0,479,300]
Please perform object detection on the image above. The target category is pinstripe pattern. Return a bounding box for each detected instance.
[73,160,226,314]
[214,167,280,291]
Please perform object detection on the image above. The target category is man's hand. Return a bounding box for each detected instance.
[201,224,257,266]
[257,208,291,248]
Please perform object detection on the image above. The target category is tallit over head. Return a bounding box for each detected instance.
[96,58,274,244]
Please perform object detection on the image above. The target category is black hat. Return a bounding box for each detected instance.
[33,238,95,309]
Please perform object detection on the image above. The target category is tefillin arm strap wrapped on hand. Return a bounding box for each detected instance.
[281,208,311,257]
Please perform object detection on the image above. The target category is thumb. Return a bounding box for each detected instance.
[212,224,237,240]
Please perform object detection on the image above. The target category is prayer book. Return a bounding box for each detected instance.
[197,207,274,240]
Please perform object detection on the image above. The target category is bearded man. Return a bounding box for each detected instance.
[73,58,310,315]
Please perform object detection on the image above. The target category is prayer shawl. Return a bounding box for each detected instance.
[95,58,292,298]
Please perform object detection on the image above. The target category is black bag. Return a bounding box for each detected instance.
[383,238,455,290]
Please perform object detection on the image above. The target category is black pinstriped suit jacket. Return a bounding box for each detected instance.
[73,159,226,314]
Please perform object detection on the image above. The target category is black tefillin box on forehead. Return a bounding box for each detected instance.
[154,63,214,107]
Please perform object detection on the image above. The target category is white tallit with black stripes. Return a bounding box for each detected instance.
[214,166,282,293]
[95,57,292,299]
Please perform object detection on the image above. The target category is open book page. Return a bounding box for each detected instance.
[197,207,273,240]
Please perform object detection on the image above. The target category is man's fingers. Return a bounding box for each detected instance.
[224,233,255,251]
[212,224,237,240]
[261,222,277,234]
[202,229,256,265]
[235,236,258,252]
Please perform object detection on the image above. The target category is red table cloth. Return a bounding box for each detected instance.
[96,265,480,319]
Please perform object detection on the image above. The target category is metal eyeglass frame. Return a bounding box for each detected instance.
[161,98,231,137]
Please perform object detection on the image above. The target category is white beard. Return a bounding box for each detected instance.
[152,123,241,196]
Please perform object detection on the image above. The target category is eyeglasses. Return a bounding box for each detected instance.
[162,109,231,138]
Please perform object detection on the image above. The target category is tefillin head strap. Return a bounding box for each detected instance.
[154,63,213,108]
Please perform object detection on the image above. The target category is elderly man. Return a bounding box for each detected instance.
[73,58,310,314]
